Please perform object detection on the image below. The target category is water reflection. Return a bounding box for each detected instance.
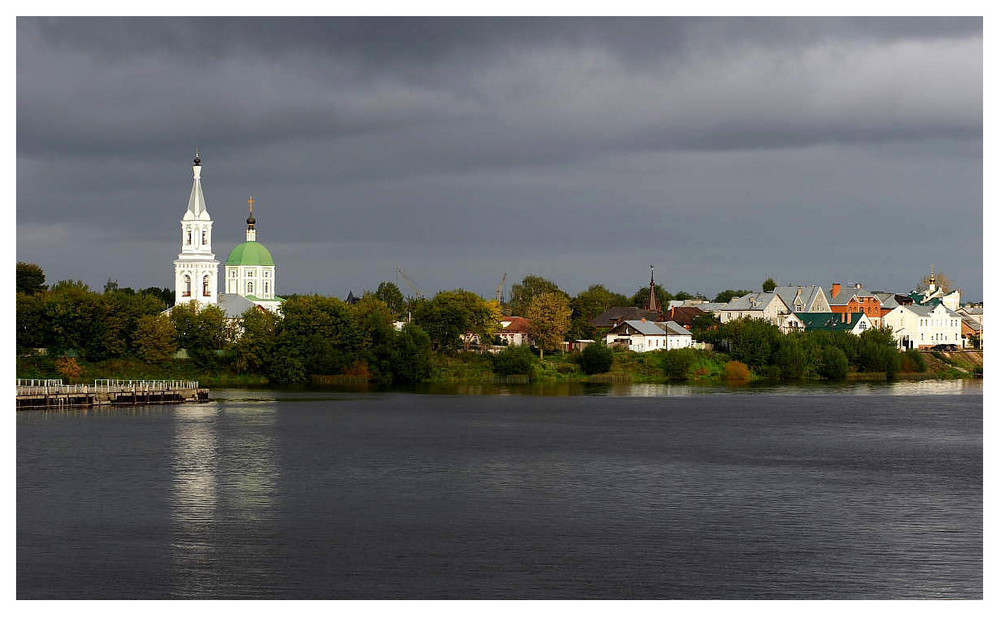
[169,401,279,597]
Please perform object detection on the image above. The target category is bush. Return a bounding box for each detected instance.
[659,348,700,380]
[492,345,536,376]
[723,361,751,382]
[579,344,614,374]
[817,346,849,380]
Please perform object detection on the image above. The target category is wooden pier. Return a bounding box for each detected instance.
[16,379,209,410]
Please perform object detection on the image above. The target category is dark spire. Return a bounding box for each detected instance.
[647,264,660,313]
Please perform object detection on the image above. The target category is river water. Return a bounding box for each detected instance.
[17,380,982,599]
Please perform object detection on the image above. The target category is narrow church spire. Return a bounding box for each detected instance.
[647,264,660,313]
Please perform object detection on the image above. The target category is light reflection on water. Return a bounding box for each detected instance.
[170,401,279,598]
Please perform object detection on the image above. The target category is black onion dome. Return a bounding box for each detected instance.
[194,155,201,166]
[247,214,256,225]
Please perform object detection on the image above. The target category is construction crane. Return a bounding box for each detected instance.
[395,268,423,299]
[496,273,507,306]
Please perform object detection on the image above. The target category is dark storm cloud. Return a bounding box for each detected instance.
[16,17,983,299]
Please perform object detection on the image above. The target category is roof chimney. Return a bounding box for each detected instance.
[831,282,842,299]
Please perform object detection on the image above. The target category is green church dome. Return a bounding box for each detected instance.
[226,241,274,266]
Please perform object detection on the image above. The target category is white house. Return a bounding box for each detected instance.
[606,319,667,352]
[718,292,791,327]
[882,303,962,350]
[498,317,533,347]
[656,321,695,350]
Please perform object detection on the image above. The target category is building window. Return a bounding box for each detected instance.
[186,229,191,245]
[264,282,269,296]
[183,275,191,297]
[247,281,254,294]
[202,230,208,245]
[203,275,211,297]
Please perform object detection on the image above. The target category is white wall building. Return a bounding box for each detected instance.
[606,320,667,352]
[173,153,219,308]
[882,303,962,350]
[718,292,791,326]
[222,196,284,314]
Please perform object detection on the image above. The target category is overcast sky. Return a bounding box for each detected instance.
[16,17,983,301]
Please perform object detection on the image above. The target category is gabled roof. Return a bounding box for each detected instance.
[773,285,828,312]
[609,319,666,336]
[664,306,704,326]
[590,306,661,327]
[829,285,877,306]
[501,316,531,333]
[696,302,728,313]
[722,292,784,312]
[794,312,866,332]
[658,321,693,336]
[893,303,958,317]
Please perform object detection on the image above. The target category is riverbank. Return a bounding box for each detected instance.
[18,347,982,388]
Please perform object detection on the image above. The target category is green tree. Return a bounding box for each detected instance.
[270,295,362,380]
[508,275,566,316]
[233,308,280,373]
[135,314,178,364]
[579,343,614,374]
[673,291,696,301]
[817,346,849,380]
[140,286,175,307]
[719,317,781,370]
[352,295,397,380]
[389,323,434,383]
[16,262,47,295]
[631,284,671,311]
[527,291,572,359]
[771,336,807,380]
[762,278,777,293]
[856,327,901,377]
[374,281,406,319]
[492,344,537,376]
[713,289,752,303]
[16,292,46,352]
[659,347,701,380]
[414,290,498,352]
[572,285,630,322]
[170,302,230,367]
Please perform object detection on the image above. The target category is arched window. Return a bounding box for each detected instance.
[203,275,211,297]
[183,275,191,297]
[264,282,269,296]
[186,229,192,245]
[202,229,208,245]
[247,281,254,294]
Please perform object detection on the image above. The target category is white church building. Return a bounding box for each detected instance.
[173,153,284,316]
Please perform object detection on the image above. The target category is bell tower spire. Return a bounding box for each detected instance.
[173,151,219,307]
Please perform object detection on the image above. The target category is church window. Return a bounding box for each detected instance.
[247,281,254,294]
[186,229,192,245]
[264,282,269,296]
[264,270,270,278]
[183,275,191,297]
[202,230,208,245]
[203,275,211,297]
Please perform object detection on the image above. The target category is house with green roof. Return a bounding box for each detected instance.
[792,311,873,336]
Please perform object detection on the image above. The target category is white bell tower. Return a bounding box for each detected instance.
[173,151,219,307]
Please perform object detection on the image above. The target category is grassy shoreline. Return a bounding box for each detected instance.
[18,348,982,388]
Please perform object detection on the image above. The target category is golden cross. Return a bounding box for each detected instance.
[248,196,255,214]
